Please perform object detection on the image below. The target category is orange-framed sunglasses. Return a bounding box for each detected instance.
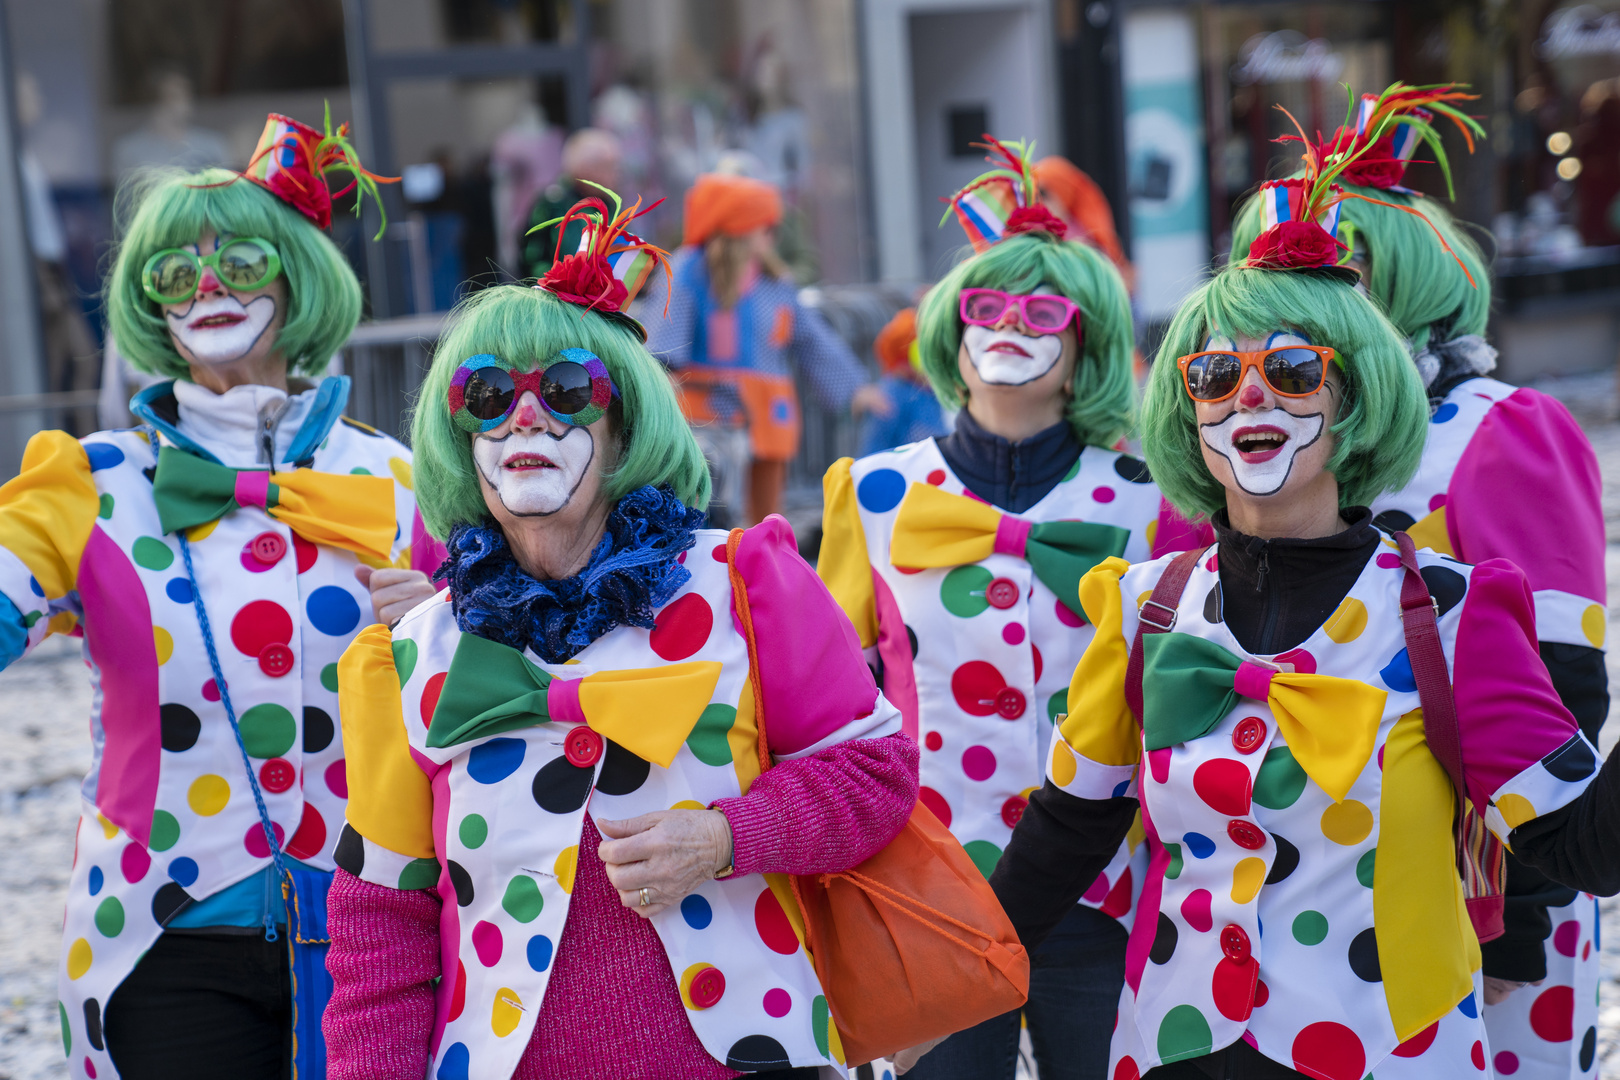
[1176,346,1338,403]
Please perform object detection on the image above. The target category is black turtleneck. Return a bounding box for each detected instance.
[935,409,1080,514]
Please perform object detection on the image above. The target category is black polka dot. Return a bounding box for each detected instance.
[1372,510,1416,533]
[1581,1026,1596,1071]
[141,466,157,484]
[1348,928,1380,982]
[303,707,335,754]
[726,1034,792,1070]
[334,823,366,876]
[447,860,475,907]
[1419,566,1466,617]
[1114,456,1152,483]
[83,998,104,1051]
[906,625,919,659]
[532,757,594,813]
[151,882,193,926]
[1203,584,1222,624]
[1150,912,1178,965]
[1265,834,1299,885]
[596,740,651,796]
[1542,736,1597,782]
[159,704,200,752]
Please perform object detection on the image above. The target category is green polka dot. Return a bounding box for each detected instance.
[1253,745,1308,810]
[812,994,831,1057]
[321,663,340,693]
[398,858,440,890]
[963,839,1003,880]
[459,814,488,849]
[1291,910,1328,945]
[23,610,42,628]
[1356,848,1377,888]
[1164,842,1184,880]
[148,810,180,852]
[1157,1003,1213,1062]
[391,638,418,686]
[501,875,544,922]
[1062,457,1083,482]
[94,896,125,938]
[350,466,373,475]
[60,1001,70,1055]
[940,565,994,618]
[97,493,114,519]
[238,703,296,758]
[686,703,736,766]
[131,536,174,571]
[1046,690,1067,723]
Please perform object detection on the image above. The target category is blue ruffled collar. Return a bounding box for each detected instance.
[440,486,706,663]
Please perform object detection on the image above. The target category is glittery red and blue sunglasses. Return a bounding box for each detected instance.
[448,349,617,433]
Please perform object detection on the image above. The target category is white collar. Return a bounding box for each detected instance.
[171,380,318,469]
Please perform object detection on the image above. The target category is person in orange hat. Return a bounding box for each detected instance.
[1033,156,1134,291]
[859,305,951,457]
[645,172,891,526]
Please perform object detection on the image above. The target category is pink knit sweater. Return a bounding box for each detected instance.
[324,733,918,1079]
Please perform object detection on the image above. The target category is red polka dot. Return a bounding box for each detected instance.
[754,887,800,955]
[286,804,327,860]
[924,730,943,751]
[1100,867,1134,918]
[1528,984,1574,1042]
[1082,872,1110,904]
[120,842,151,884]
[1054,599,1085,627]
[1391,1022,1438,1058]
[1494,1051,1520,1074]
[1471,1040,1486,1070]
[1193,758,1252,815]
[650,593,714,661]
[1553,919,1579,957]
[230,600,294,657]
[763,988,792,1017]
[1002,622,1026,645]
[244,821,286,859]
[1211,956,1256,1020]
[202,678,221,702]
[962,745,997,781]
[1584,941,1592,960]
[471,920,503,967]
[951,661,1007,716]
[1253,979,1269,1007]
[1428,493,1447,511]
[1180,889,1212,933]
[1148,747,1172,785]
[293,534,318,573]
[926,469,946,486]
[919,785,952,828]
[711,543,728,562]
[896,565,925,575]
[1032,644,1043,682]
[1376,553,1402,569]
[1112,1056,1140,1080]
[325,760,349,799]
[420,671,447,729]
[1093,486,1116,503]
[1276,647,1316,675]
[1291,1021,1366,1080]
[447,960,467,1021]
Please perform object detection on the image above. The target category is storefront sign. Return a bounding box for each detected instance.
[1231,30,1345,85]
[1538,6,1620,59]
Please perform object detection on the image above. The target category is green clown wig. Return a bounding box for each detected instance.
[1142,267,1429,518]
[915,232,1136,450]
[106,167,363,380]
[412,285,711,538]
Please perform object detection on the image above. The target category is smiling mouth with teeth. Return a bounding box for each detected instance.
[502,453,557,471]
[1232,426,1289,461]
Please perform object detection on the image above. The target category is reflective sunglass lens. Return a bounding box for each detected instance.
[1265,349,1324,395]
[1022,297,1071,332]
[1187,354,1241,400]
[218,241,271,288]
[463,367,516,421]
[962,292,1008,323]
[150,253,198,300]
[540,361,596,416]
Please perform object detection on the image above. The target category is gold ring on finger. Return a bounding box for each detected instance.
[639,887,651,907]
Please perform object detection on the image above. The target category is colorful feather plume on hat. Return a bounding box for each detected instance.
[531,184,672,341]
[1311,83,1484,197]
[241,104,397,237]
[941,136,1069,253]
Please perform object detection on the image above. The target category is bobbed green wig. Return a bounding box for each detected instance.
[1142,267,1429,518]
[916,232,1135,449]
[1230,182,1489,352]
[106,167,363,380]
[412,285,711,538]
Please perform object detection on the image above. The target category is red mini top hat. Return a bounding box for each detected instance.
[942,135,1068,253]
[532,185,672,341]
[242,107,395,235]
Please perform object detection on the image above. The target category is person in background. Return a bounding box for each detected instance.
[857,306,951,457]
[646,172,889,525]
[522,128,623,279]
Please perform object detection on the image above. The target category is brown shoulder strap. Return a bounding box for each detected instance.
[725,527,774,776]
[1125,546,1207,722]
[1393,531,1467,800]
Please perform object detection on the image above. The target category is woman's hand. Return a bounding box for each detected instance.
[893,1037,948,1073]
[355,565,438,628]
[597,809,733,919]
[851,383,895,419]
[1483,975,1542,1006]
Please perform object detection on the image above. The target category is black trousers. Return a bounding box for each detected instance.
[105,931,291,1080]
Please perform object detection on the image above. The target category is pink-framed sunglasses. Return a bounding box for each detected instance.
[959,288,1082,336]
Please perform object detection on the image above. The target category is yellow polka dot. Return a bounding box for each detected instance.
[47,612,77,636]
[1496,793,1538,829]
[96,814,118,839]
[827,1013,845,1064]
[388,456,414,490]
[1231,856,1266,904]
[1126,811,1146,853]
[562,658,583,665]
[185,519,218,543]
[135,430,150,444]
[1582,604,1606,648]
[1320,799,1374,845]
[153,626,173,665]
[490,987,524,1037]
[66,938,92,980]
[554,845,578,894]
[1050,741,1077,788]
[670,799,706,811]
[1020,786,1038,800]
[1137,590,1154,609]
[1323,597,1368,644]
[1145,519,1159,548]
[679,963,717,1009]
[187,774,231,817]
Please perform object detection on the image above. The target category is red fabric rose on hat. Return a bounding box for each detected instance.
[1247,220,1343,270]
[1322,128,1406,190]
[539,251,630,313]
[1004,204,1069,240]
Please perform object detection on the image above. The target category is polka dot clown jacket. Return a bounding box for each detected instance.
[335,519,902,1079]
[817,438,1206,927]
[0,377,433,1080]
[1048,544,1600,1080]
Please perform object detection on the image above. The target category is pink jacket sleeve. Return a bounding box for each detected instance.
[1150,495,1215,559]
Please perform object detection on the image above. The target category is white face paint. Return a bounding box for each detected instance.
[962,323,1064,385]
[1196,331,1327,496]
[473,425,596,516]
[166,293,278,365]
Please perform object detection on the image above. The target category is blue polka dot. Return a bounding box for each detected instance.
[771,398,792,423]
[466,737,526,784]
[526,934,554,972]
[1184,832,1216,859]
[681,894,714,930]
[1456,991,1477,1018]
[88,867,103,896]
[28,576,43,597]
[84,443,125,471]
[306,585,362,636]
[168,857,199,887]
[1111,779,1132,798]
[1431,403,1458,424]
[856,468,907,513]
[1380,648,1416,694]
[436,1042,470,1080]
[165,578,194,605]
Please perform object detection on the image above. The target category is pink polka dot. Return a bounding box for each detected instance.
[919,786,952,828]
[963,488,989,504]
[420,671,447,729]
[286,804,327,860]
[1376,553,1402,569]
[1093,486,1116,503]
[1205,553,1219,572]
[230,600,294,657]
[1180,888,1212,933]
[325,760,349,799]
[924,730,943,751]
[677,549,687,564]
[926,469,946,486]
[754,887,800,954]
[84,1057,96,1078]
[1032,644,1043,682]
[650,593,714,661]
[1494,1051,1519,1074]
[239,543,276,573]
[244,821,286,859]
[1377,744,1385,770]
[1392,1022,1438,1058]
[710,543,728,562]
[471,920,503,967]
[202,679,221,702]
[1471,1041,1486,1070]
[120,842,151,884]
[1193,759,1252,815]
[1082,872,1110,904]
[1291,1022,1366,1080]
[763,988,792,1018]
[1054,599,1085,627]
[1148,747,1172,785]
[1429,493,1447,511]
[1276,647,1316,675]
[1002,623,1026,645]
[950,661,1007,716]
[961,745,997,781]
[1529,984,1574,1042]
[1553,919,1580,957]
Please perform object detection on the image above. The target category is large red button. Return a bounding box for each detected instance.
[689,966,726,1009]
[985,577,1020,610]
[1220,924,1251,962]
[260,758,296,793]
[564,726,603,768]
[994,687,1027,720]
[1001,795,1028,828]
[258,642,294,677]
[1227,820,1265,850]
[1232,716,1268,754]
[249,531,288,565]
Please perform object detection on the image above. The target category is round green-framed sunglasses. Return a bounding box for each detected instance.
[140,238,283,305]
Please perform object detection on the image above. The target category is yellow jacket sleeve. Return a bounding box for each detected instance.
[1059,557,1141,767]
[338,624,436,860]
[0,431,100,598]
[816,457,879,648]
